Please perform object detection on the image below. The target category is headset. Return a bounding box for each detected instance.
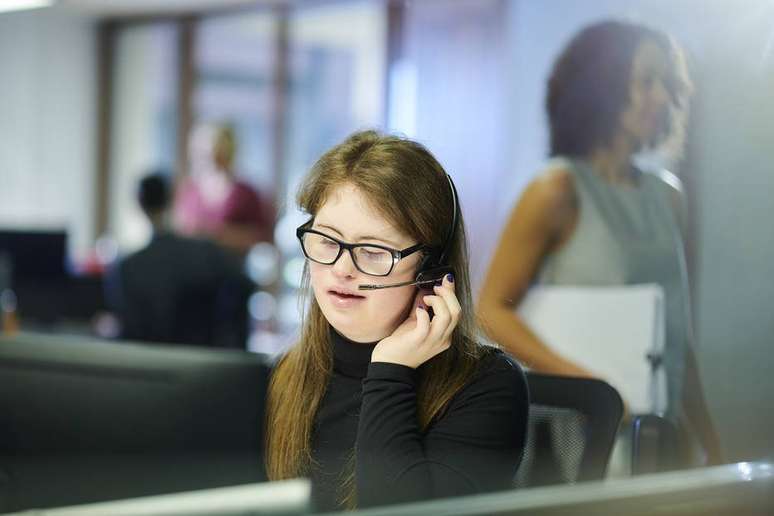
[358,173,459,291]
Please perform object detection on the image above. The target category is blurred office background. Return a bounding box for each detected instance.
[0,0,772,468]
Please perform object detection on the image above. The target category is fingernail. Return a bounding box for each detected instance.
[446,273,454,283]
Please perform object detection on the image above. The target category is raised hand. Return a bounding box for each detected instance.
[371,274,459,369]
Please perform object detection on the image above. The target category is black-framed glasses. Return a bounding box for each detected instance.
[296,225,425,277]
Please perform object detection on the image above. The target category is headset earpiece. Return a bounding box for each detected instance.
[416,265,454,287]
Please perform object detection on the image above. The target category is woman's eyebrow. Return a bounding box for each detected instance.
[314,223,402,248]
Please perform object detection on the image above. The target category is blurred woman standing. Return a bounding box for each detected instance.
[478,20,721,466]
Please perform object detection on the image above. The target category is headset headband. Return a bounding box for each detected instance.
[436,173,459,267]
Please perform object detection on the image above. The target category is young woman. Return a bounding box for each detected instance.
[478,20,721,466]
[266,130,528,511]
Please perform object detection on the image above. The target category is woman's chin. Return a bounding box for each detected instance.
[317,293,412,344]
[327,312,397,344]
[332,323,388,344]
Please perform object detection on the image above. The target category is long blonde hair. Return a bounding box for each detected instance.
[265,130,487,505]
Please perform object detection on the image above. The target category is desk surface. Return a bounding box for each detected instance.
[333,462,774,516]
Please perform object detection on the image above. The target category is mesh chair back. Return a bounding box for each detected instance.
[515,373,623,488]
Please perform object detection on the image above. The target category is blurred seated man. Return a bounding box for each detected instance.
[106,172,254,349]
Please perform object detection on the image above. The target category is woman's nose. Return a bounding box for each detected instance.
[331,249,357,278]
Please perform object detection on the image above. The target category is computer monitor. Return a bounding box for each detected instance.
[0,332,272,513]
[333,462,774,516]
[0,229,69,284]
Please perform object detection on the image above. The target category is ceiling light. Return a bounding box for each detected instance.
[0,0,54,15]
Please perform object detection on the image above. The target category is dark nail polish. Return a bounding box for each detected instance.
[446,273,454,283]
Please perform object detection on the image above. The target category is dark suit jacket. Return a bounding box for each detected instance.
[106,232,253,348]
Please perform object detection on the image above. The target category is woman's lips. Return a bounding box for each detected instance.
[327,289,366,308]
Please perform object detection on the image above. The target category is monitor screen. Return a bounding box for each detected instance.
[0,229,69,285]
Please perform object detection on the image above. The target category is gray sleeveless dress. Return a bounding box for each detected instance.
[537,157,691,420]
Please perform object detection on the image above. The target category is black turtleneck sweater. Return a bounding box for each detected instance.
[309,330,528,512]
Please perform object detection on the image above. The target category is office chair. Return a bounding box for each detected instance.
[515,372,624,487]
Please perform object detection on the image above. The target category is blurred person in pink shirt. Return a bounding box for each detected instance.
[175,122,275,257]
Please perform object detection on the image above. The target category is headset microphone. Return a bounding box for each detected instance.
[358,173,459,291]
[357,265,455,290]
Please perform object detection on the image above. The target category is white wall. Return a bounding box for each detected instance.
[503,0,774,462]
[0,7,96,259]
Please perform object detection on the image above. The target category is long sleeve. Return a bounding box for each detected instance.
[355,354,528,508]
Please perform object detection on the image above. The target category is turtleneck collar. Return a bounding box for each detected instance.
[330,326,378,379]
